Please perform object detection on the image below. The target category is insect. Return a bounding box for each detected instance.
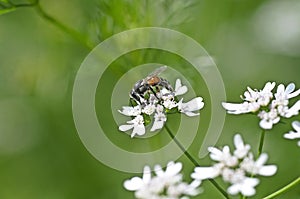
[130,65,174,105]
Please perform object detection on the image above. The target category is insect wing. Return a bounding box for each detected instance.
[145,65,167,81]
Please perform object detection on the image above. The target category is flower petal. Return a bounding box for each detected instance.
[259,165,277,176]
[166,161,182,176]
[255,153,268,167]
[191,167,220,180]
[142,166,151,183]
[150,120,164,131]
[292,120,300,132]
[227,184,240,195]
[259,119,273,129]
[119,124,133,132]
[123,177,144,191]
[175,79,188,96]
[285,100,300,118]
[133,124,145,136]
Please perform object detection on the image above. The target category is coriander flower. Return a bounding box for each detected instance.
[233,134,251,159]
[142,104,156,115]
[191,134,277,197]
[124,161,202,199]
[240,153,277,176]
[119,105,142,116]
[208,146,238,167]
[283,120,300,147]
[227,177,259,197]
[177,97,204,117]
[174,79,188,96]
[118,77,204,137]
[222,82,300,129]
[151,105,167,132]
[258,109,280,130]
[119,115,145,138]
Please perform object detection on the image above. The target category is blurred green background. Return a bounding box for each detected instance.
[0,0,299,198]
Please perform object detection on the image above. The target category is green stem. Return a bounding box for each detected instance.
[34,1,93,49]
[4,0,94,49]
[164,124,230,199]
[239,129,267,199]
[164,124,199,166]
[9,0,38,8]
[262,177,300,199]
[258,129,266,156]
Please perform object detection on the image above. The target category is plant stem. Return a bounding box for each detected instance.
[164,124,199,166]
[9,0,38,8]
[262,177,300,199]
[239,130,268,199]
[258,129,266,156]
[164,124,230,199]
[34,1,93,49]
[5,0,94,49]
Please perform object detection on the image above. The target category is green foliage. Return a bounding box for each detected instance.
[0,0,299,199]
[0,7,15,15]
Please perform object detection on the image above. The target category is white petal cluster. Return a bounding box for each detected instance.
[124,161,202,199]
[191,134,277,197]
[283,121,300,147]
[222,82,300,129]
[119,79,204,137]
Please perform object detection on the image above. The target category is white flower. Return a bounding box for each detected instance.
[178,97,204,116]
[223,82,275,115]
[274,83,300,105]
[222,102,260,114]
[256,82,276,106]
[284,100,300,118]
[223,82,300,130]
[227,177,259,197]
[119,105,142,116]
[163,99,178,109]
[119,77,205,136]
[272,83,300,118]
[208,146,238,167]
[242,86,260,102]
[151,111,167,132]
[258,109,280,129]
[119,115,145,138]
[191,163,223,180]
[174,79,188,96]
[124,165,151,191]
[191,133,277,197]
[284,120,300,146]
[142,104,156,115]
[240,153,277,176]
[242,82,275,105]
[162,93,178,110]
[124,161,202,199]
[222,168,245,184]
[233,134,251,159]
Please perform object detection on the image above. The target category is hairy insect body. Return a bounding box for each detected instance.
[129,66,174,105]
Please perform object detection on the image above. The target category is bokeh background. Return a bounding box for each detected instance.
[0,0,299,198]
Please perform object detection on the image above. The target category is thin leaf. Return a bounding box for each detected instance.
[143,114,151,126]
[0,7,15,15]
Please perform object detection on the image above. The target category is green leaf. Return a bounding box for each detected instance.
[165,107,179,114]
[129,98,138,106]
[143,114,152,126]
[0,7,16,16]
[0,0,9,3]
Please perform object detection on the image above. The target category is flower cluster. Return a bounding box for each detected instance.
[284,120,300,147]
[191,134,277,197]
[119,79,204,137]
[124,161,202,199]
[222,82,300,129]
